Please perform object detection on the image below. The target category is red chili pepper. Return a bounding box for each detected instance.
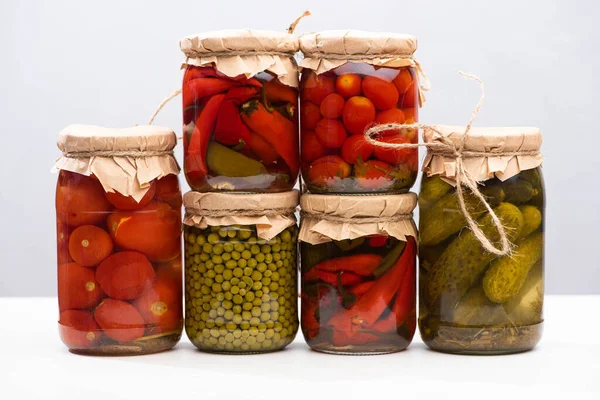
[301,299,320,340]
[213,86,260,147]
[248,132,279,164]
[263,79,298,104]
[368,235,388,248]
[304,269,364,286]
[185,66,263,88]
[182,78,238,109]
[392,250,416,327]
[312,254,383,276]
[240,99,299,174]
[347,281,376,297]
[185,94,226,182]
[331,329,380,346]
[326,237,416,332]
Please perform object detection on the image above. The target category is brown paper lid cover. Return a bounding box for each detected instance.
[300,30,417,57]
[183,191,299,240]
[423,125,543,182]
[299,193,417,244]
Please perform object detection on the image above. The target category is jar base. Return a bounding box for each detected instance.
[420,321,543,355]
[66,333,181,356]
[311,347,406,356]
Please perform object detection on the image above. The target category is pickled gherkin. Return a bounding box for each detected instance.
[420,184,505,246]
[452,286,506,326]
[427,202,524,308]
[503,261,543,325]
[184,224,299,353]
[418,175,452,213]
[483,233,543,303]
[519,205,542,238]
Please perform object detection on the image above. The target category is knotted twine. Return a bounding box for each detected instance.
[364,72,536,257]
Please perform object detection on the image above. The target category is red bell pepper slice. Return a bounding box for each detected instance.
[213,86,260,147]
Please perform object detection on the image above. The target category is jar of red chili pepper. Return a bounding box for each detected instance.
[299,193,417,354]
[183,191,299,353]
[180,30,300,192]
[299,31,426,194]
[54,125,183,355]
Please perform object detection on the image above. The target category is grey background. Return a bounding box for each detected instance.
[1,0,597,296]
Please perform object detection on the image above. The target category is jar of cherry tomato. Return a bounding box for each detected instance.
[299,193,417,354]
[183,191,299,353]
[299,31,425,194]
[180,30,300,192]
[54,125,183,355]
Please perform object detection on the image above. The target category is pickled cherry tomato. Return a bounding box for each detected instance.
[56,171,112,227]
[59,310,102,348]
[335,74,362,98]
[105,181,156,210]
[301,130,328,163]
[301,101,322,130]
[362,76,399,110]
[342,96,376,135]
[341,135,373,165]
[301,72,335,105]
[315,119,347,149]
[58,262,105,311]
[95,299,146,342]
[320,93,345,119]
[68,225,113,267]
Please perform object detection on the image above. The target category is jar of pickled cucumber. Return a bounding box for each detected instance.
[299,193,417,354]
[418,125,545,355]
[53,125,183,355]
[299,30,426,194]
[183,191,299,353]
[180,30,300,192]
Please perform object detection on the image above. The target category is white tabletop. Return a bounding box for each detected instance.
[1,296,598,399]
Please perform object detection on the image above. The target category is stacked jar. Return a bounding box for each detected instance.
[418,126,545,355]
[298,31,424,354]
[54,125,183,355]
[179,30,301,353]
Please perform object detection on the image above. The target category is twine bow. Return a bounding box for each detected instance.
[364,72,514,257]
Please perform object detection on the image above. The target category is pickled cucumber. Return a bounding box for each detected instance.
[420,185,505,246]
[504,179,537,204]
[206,142,267,177]
[483,233,543,304]
[427,203,524,308]
[503,260,543,325]
[452,286,506,326]
[184,225,299,353]
[419,175,452,213]
[519,205,542,238]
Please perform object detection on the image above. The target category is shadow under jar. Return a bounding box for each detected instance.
[54,125,183,355]
[418,126,545,355]
[299,30,423,194]
[299,193,417,354]
[183,191,299,353]
[180,30,300,193]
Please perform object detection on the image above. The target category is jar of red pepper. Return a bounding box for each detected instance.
[180,30,300,192]
[299,193,417,354]
[54,125,183,355]
[299,31,426,194]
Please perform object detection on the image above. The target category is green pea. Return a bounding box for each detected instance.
[222,253,231,261]
[265,253,273,263]
[213,244,224,255]
[233,294,243,304]
[281,230,292,242]
[231,251,241,260]
[214,264,225,274]
[242,311,252,320]
[234,243,245,252]
[242,302,253,311]
[218,229,228,238]
[257,262,267,273]
[251,271,262,281]
[231,277,240,285]
[250,245,260,255]
[245,291,255,302]
[227,230,237,239]
[239,229,252,240]
[241,250,252,260]
[206,270,216,278]
[232,305,242,314]
[272,243,281,253]
[233,314,243,324]
[225,260,237,269]
[261,245,271,254]
[233,268,243,278]
[212,283,222,292]
[223,242,234,252]
[188,233,197,244]
[215,275,224,284]
[200,253,210,262]
[255,253,265,263]
[252,281,263,291]
[208,233,220,244]
[264,270,272,278]
[196,235,207,245]
[250,317,261,326]
[247,258,258,268]
[237,259,247,268]
[202,243,213,253]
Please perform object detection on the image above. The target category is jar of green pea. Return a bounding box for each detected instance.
[182,191,299,353]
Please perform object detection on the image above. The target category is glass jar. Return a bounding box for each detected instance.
[180,30,300,192]
[54,125,183,355]
[299,193,417,354]
[183,191,299,353]
[418,126,545,354]
[299,31,423,194]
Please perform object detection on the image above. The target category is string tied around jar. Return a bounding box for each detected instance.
[299,210,413,224]
[187,206,298,220]
[364,72,539,257]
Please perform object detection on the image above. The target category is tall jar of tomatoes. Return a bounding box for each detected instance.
[180,30,300,192]
[299,193,417,354]
[183,191,299,353]
[54,125,183,355]
[299,31,425,194]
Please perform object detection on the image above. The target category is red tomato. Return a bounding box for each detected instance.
[362,76,399,110]
[355,160,394,189]
[58,262,105,311]
[133,276,182,335]
[307,156,351,187]
[94,299,146,342]
[315,119,347,149]
[400,81,418,108]
[374,108,407,137]
[320,93,345,119]
[56,171,112,227]
[335,74,362,98]
[392,68,413,94]
[301,130,328,163]
[57,221,73,265]
[59,310,102,349]
[301,101,321,130]
[107,202,181,262]
[105,181,156,211]
[154,175,182,209]
[68,225,113,267]
[341,135,373,165]
[301,71,335,105]
[342,96,376,135]
[402,107,418,123]
[96,251,156,300]
[372,135,415,165]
